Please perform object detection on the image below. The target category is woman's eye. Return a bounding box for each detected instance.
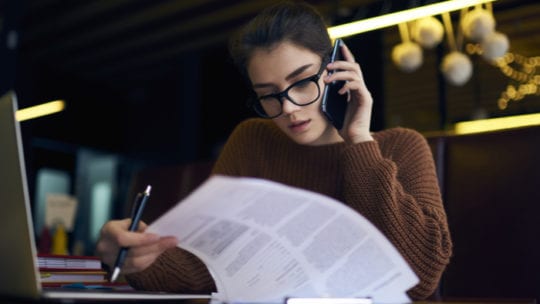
[295,80,311,89]
[259,91,279,99]
[256,94,273,101]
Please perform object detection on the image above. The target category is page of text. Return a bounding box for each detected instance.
[148,175,418,303]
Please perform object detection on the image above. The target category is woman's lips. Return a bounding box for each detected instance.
[288,119,310,133]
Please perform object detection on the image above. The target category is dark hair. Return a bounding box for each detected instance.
[228,1,332,80]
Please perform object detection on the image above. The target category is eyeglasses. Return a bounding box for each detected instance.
[250,67,324,119]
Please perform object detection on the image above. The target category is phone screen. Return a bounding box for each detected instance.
[321,38,348,130]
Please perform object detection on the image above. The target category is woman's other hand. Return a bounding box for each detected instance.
[95,219,178,275]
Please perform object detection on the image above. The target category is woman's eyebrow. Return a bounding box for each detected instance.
[285,63,313,81]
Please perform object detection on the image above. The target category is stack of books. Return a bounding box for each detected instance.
[37,253,109,288]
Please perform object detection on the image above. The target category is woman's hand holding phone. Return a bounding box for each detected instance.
[323,39,374,144]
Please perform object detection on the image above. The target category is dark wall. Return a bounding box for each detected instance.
[428,126,540,301]
[0,1,22,96]
[15,34,384,166]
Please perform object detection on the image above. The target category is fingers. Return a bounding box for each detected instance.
[95,218,178,273]
[325,63,366,97]
[325,53,370,98]
[326,42,364,83]
[117,227,160,248]
[120,236,179,274]
[127,236,178,258]
[340,43,355,62]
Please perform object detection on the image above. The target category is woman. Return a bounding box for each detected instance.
[96,1,452,300]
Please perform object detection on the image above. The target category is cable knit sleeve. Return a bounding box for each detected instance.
[340,128,452,300]
[125,247,216,293]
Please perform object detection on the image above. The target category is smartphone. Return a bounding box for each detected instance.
[321,38,349,130]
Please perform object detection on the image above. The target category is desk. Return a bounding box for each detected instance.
[422,299,537,304]
[0,294,210,304]
[0,295,536,304]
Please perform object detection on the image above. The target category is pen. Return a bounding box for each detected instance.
[110,185,152,283]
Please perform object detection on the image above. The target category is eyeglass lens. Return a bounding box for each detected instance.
[256,76,320,118]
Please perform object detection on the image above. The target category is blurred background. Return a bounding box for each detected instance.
[1,0,539,255]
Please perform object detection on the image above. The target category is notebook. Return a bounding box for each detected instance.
[0,91,212,302]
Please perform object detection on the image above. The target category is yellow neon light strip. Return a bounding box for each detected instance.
[454,112,540,134]
[15,100,66,122]
[328,0,496,39]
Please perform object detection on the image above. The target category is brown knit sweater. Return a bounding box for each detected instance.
[126,118,452,300]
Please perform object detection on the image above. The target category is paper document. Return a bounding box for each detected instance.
[148,175,418,303]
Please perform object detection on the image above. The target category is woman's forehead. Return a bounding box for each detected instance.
[247,42,320,81]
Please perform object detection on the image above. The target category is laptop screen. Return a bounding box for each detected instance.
[0,91,43,298]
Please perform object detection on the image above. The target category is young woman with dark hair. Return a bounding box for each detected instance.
[97,2,452,300]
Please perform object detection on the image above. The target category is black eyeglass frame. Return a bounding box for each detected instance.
[249,60,329,119]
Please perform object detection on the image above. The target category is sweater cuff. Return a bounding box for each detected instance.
[125,266,161,291]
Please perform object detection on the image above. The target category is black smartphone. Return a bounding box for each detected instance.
[321,38,349,130]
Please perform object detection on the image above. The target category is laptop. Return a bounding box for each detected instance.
[0,91,212,302]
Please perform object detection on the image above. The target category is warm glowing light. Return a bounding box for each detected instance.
[494,53,539,109]
[328,0,497,39]
[454,112,540,134]
[15,100,66,121]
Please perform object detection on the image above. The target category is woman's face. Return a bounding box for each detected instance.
[247,41,342,146]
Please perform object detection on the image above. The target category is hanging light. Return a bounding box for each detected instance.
[328,0,497,39]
